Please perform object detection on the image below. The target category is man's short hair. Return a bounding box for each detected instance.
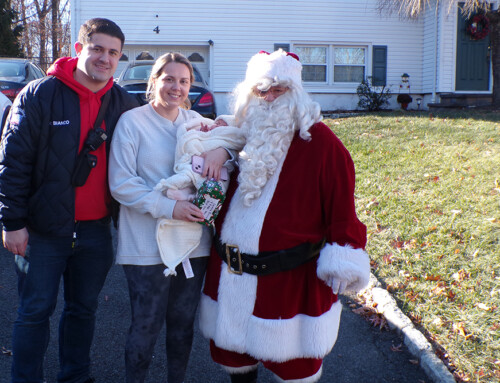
[78,18,125,50]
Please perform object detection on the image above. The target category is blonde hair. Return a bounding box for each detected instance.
[146,52,194,109]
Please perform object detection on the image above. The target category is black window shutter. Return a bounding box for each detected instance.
[274,43,290,52]
[372,45,387,86]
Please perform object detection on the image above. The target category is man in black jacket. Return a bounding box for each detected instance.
[0,18,139,383]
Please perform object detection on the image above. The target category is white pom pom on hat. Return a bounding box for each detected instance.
[244,49,303,90]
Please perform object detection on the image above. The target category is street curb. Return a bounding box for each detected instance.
[363,274,456,383]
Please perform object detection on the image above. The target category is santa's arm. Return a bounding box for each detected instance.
[316,135,370,293]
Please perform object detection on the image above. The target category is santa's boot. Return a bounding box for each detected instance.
[230,369,258,383]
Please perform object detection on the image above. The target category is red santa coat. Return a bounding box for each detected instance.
[199,122,370,363]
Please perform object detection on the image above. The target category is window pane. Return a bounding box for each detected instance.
[302,65,326,82]
[334,66,365,82]
[334,48,365,65]
[295,46,326,64]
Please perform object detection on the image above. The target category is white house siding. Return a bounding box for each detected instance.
[72,0,429,113]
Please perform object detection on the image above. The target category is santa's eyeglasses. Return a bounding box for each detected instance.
[253,86,289,99]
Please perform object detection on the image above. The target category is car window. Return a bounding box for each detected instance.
[125,65,152,81]
[32,64,45,78]
[0,62,26,81]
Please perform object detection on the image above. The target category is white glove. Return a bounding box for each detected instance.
[327,277,347,295]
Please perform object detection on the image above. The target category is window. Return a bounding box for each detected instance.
[294,44,367,85]
[334,47,365,83]
[295,46,327,82]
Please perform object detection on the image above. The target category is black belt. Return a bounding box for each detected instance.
[214,235,326,276]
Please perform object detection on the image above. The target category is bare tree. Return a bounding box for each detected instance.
[11,0,70,70]
[378,0,500,106]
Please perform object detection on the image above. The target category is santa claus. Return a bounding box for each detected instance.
[199,49,370,383]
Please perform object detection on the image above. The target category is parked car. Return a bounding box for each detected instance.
[0,92,12,137]
[0,58,46,102]
[116,60,216,119]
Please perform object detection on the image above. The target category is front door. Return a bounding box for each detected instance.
[455,4,490,91]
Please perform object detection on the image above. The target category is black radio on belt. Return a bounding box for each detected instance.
[71,128,108,187]
[85,127,108,151]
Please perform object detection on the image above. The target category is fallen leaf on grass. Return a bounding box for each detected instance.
[1,346,12,356]
[425,274,442,281]
[452,269,470,282]
[387,282,405,293]
[430,285,447,297]
[382,253,393,264]
[447,290,456,302]
[474,369,485,377]
[405,290,420,302]
[490,323,500,331]
[452,322,474,340]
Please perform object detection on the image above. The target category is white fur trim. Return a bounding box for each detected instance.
[245,50,303,91]
[220,143,288,253]
[199,264,342,362]
[199,293,219,339]
[273,365,323,383]
[245,300,341,362]
[317,243,370,292]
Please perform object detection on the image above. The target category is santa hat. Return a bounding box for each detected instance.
[244,49,303,90]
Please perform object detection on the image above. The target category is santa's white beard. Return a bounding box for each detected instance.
[237,93,297,206]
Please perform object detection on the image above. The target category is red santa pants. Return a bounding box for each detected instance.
[210,341,323,381]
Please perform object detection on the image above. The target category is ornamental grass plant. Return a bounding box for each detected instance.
[324,110,499,383]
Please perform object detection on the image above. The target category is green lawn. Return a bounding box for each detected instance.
[324,110,499,383]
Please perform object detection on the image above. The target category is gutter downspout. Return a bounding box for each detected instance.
[432,2,439,103]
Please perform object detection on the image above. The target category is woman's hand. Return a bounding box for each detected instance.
[172,201,205,222]
[200,147,230,180]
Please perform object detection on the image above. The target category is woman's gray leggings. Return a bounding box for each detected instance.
[123,257,208,383]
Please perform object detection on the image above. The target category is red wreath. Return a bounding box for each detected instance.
[467,14,490,40]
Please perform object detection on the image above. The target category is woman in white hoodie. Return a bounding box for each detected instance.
[109,52,229,383]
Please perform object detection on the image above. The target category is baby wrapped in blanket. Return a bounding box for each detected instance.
[154,115,245,276]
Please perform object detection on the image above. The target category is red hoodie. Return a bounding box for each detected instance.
[48,57,114,221]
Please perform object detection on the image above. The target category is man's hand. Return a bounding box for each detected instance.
[200,147,230,180]
[2,228,29,257]
[172,201,205,222]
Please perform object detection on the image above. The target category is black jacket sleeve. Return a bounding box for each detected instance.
[0,81,43,231]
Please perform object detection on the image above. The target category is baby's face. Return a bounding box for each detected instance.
[214,119,228,127]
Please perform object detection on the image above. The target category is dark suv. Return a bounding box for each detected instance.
[116,60,216,119]
[0,58,46,101]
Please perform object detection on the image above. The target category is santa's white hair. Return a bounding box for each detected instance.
[232,50,322,206]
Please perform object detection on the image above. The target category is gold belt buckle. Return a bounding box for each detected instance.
[226,244,243,275]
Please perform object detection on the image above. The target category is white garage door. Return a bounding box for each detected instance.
[116,45,210,86]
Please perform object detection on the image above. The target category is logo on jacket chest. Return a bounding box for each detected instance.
[50,120,70,126]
